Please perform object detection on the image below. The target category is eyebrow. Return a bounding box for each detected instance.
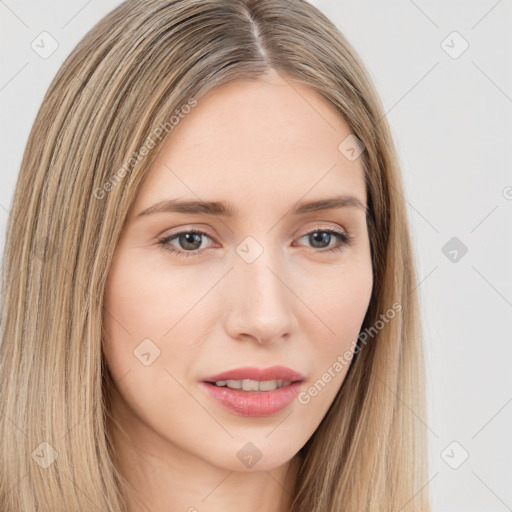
[136,194,367,218]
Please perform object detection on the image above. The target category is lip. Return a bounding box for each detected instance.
[200,366,304,417]
[202,365,305,383]
[200,381,302,417]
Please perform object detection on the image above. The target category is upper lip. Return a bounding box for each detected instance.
[202,365,304,383]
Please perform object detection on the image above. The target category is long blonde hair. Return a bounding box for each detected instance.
[0,1,430,510]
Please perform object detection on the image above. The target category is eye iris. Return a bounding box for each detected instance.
[309,232,331,249]
[179,232,202,250]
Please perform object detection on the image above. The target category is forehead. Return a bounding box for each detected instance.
[134,76,366,212]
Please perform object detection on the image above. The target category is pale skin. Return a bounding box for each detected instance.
[103,69,373,512]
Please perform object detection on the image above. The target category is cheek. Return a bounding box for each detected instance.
[102,251,210,386]
[104,248,222,340]
[302,257,373,385]
[290,263,372,444]
[306,255,373,336]
[103,262,165,340]
[102,253,168,386]
[101,257,198,435]
[331,267,373,338]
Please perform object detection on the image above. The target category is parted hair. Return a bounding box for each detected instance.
[0,1,430,510]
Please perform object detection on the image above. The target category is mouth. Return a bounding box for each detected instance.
[200,366,305,417]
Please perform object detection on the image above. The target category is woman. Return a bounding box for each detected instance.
[0,0,430,510]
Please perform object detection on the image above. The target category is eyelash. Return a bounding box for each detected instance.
[157,228,354,258]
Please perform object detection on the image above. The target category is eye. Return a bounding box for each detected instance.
[157,230,215,258]
[295,228,353,253]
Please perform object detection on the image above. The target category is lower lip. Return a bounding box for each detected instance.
[200,381,302,417]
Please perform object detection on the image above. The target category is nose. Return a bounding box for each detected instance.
[222,243,297,346]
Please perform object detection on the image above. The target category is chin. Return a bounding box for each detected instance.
[210,442,300,473]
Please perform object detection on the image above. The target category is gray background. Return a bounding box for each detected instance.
[1,1,511,510]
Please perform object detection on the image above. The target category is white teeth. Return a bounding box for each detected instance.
[242,379,260,391]
[212,379,292,391]
[259,380,278,391]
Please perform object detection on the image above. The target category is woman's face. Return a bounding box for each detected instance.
[103,71,373,474]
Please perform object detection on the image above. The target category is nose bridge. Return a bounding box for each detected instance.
[223,236,295,343]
